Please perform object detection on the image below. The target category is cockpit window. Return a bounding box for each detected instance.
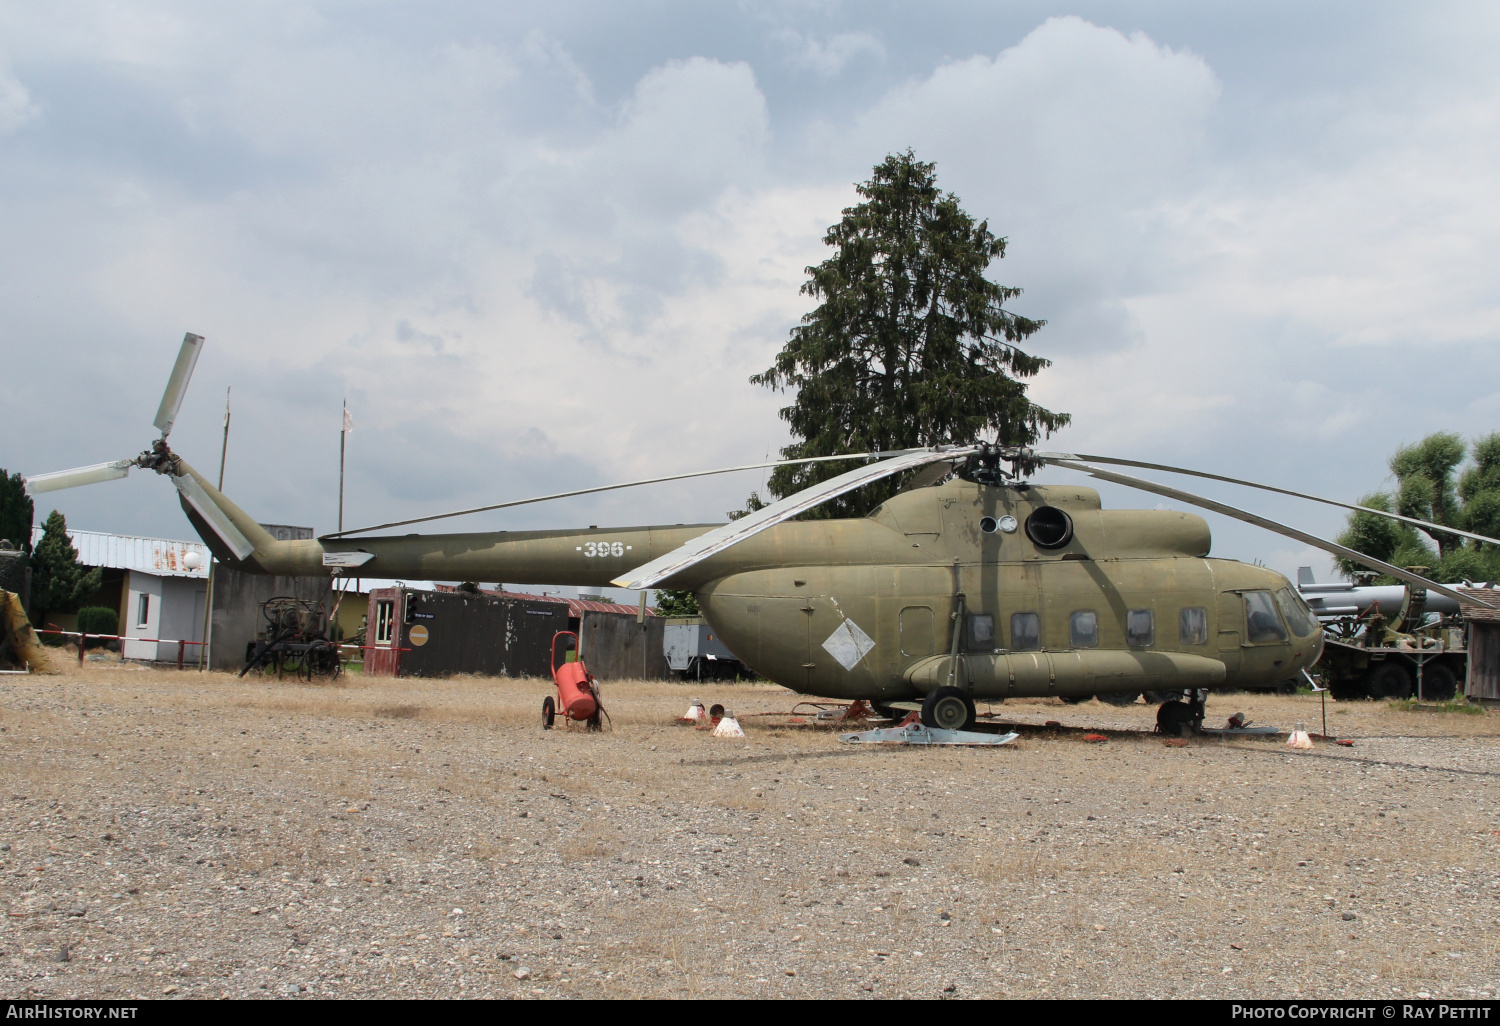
[1244,590,1288,644]
[1275,588,1317,637]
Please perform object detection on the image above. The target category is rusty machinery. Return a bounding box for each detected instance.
[240,596,342,681]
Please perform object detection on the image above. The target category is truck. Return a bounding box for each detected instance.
[1297,567,1467,701]
[662,617,747,680]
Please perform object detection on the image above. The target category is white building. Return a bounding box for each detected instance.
[35,526,209,663]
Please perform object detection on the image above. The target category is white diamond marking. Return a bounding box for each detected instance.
[822,619,875,671]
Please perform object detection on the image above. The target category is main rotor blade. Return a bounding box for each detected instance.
[1047,458,1492,609]
[323,450,921,539]
[1034,450,1500,549]
[153,332,205,438]
[611,446,978,591]
[24,460,134,495]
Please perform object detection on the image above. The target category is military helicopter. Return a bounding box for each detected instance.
[26,334,1498,733]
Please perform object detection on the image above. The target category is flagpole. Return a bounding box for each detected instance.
[201,387,231,672]
[339,399,347,533]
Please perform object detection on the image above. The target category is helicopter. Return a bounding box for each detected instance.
[25,334,1499,734]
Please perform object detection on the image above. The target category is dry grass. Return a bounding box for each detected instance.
[1,663,1498,1000]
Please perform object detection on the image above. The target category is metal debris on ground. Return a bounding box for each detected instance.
[1083,733,1108,742]
[742,700,874,725]
[840,720,1019,746]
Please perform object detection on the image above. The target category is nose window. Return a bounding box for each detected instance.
[1275,588,1317,637]
[1244,590,1288,643]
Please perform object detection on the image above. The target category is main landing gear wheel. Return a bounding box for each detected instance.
[921,686,976,731]
[541,696,556,729]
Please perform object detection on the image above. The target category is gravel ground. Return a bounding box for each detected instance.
[2,663,1498,1000]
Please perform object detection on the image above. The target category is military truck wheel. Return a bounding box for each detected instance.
[1058,695,1088,705]
[542,696,556,729]
[1367,662,1413,699]
[1416,663,1457,701]
[1097,691,1141,706]
[922,687,976,731]
[1328,678,1365,701]
[1365,662,1412,699]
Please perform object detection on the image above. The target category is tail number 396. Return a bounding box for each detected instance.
[579,541,630,557]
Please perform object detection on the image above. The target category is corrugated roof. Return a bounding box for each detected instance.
[32,526,209,579]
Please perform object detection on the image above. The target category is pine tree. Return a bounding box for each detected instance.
[29,510,101,617]
[749,151,1067,518]
[0,470,33,552]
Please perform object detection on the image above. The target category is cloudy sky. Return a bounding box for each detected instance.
[4,2,1499,597]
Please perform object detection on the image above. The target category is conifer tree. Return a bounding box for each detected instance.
[0,470,32,552]
[750,151,1067,518]
[30,510,101,618]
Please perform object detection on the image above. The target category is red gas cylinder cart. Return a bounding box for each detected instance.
[545,631,607,731]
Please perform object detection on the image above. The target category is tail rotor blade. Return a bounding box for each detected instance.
[25,460,134,495]
[153,332,205,438]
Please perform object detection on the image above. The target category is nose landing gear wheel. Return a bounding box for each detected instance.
[921,686,976,731]
[542,696,556,729]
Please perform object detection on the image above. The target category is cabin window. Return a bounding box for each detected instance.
[1010,612,1040,651]
[966,613,995,649]
[900,606,935,656]
[1243,590,1287,643]
[136,593,150,628]
[1069,610,1099,648]
[1275,588,1317,637]
[1179,606,1208,645]
[1126,609,1154,647]
[375,600,395,645]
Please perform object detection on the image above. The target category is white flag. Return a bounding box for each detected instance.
[342,407,353,434]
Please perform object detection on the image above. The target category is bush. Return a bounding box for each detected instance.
[76,606,118,638]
